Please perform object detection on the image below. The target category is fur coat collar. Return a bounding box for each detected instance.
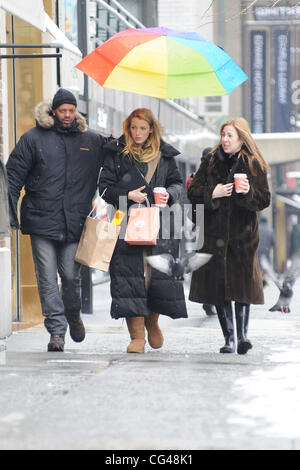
[34,100,87,133]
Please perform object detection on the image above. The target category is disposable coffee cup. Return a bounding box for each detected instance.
[234,173,247,193]
[153,187,167,207]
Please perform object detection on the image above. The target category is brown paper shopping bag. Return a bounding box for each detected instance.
[75,216,120,272]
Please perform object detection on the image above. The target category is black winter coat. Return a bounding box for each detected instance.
[99,136,187,320]
[0,159,18,235]
[6,101,106,242]
[188,146,271,306]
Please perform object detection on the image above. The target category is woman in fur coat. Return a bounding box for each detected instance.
[188,117,271,355]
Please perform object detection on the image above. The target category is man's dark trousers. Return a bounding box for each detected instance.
[30,235,81,335]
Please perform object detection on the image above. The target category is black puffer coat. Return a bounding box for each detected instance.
[188,146,271,306]
[99,136,187,320]
[6,101,106,242]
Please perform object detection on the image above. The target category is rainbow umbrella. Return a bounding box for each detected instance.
[76,27,247,99]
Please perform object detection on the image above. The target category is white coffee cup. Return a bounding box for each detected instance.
[153,187,167,207]
[234,173,247,193]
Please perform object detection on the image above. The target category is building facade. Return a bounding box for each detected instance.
[0,0,84,330]
[4,0,299,329]
[1,0,208,330]
[240,1,300,267]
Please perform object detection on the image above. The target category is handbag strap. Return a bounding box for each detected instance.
[136,197,150,210]
[140,197,150,208]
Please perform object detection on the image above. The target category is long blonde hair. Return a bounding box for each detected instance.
[212,117,269,175]
[122,108,162,163]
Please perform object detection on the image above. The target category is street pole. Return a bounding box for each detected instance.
[11,15,21,322]
[78,0,93,314]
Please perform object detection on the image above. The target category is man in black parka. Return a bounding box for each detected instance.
[6,89,106,352]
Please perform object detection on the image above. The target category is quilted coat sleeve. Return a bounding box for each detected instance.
[98,151,129,207]
[6,133,35,211]
[165,157,183,206]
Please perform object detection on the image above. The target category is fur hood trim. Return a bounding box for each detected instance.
[34,101,87,132]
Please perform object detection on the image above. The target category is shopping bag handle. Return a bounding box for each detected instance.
[88,185,108,219]
[138,197,150,208]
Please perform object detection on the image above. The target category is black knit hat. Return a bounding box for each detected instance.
[52,88,77,110]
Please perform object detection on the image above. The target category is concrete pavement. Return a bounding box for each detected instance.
[1,277,300,450]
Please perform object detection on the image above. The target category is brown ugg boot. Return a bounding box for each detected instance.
[145,313,164,349]
[126,317,146,353]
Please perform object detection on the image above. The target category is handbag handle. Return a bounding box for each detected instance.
[138,197,150,208]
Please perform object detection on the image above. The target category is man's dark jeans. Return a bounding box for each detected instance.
[30,235,81,335]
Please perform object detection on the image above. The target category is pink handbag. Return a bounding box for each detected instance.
[125,200,160,246]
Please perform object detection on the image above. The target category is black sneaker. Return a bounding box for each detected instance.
[48,334,65,352]
[66,317,86,343]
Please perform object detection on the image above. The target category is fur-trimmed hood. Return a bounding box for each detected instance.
[34,100,87,133]
[7,100,107,242]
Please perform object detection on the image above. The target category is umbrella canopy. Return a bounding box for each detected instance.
[76,27,248,100]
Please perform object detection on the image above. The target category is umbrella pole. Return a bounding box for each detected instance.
[157,99,161,121]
